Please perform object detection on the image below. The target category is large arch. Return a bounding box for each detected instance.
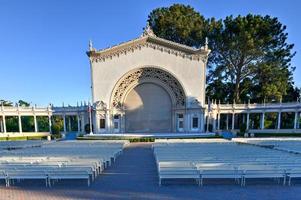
[109,66,187,133]
[110,67,186,109]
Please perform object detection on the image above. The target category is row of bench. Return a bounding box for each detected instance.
[153,139,301,186]
[0,140,128,187]
[234,138,301,154]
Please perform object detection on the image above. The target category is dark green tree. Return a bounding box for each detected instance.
[207,14,295,103]
[18,100,30,107]
[0,100,13,106]
[21,116,35,132]
[5,116,19,132]
[148,4,298,103]
[148,4,207,47]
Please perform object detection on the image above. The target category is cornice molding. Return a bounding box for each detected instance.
[87,36,210,63]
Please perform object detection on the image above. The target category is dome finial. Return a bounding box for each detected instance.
[141,22,156,37]
[89,39,94,51]
[205,37,208,50]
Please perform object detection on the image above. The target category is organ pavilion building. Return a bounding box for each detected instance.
[87,25,210,134]
[0,25,300,138]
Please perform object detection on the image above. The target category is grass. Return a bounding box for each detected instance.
[253,133,301,137]
[129,137,155,143]
[0,136,47,141]
[235,132,301,138]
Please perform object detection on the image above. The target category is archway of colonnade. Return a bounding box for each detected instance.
[217,112,301,131]
[0,116,50,133]
[0,115,84,133]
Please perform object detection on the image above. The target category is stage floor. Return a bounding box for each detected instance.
[82,132,216,139]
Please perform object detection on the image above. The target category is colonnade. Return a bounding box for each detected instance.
[208,101,301,132]
[0,105,89,134]
[0,105,52,133]
[52,105,88,133]
[1,102,301,135]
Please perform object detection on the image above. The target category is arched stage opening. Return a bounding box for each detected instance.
[109,67,186,133]
[124,83,172,133]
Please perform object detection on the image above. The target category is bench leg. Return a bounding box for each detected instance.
[241,177,244,187]
[236,178,240,185]
[5,177,10,187]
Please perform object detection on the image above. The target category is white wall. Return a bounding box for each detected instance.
[91,46,206,108]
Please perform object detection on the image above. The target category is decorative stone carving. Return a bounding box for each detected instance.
[95,101,107,110]
[141,22,156,37]
[190,99,202,108]
[112,67,185,109]
[90,42,206,63]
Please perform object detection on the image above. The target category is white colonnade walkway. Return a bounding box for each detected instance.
[207,101,301,133]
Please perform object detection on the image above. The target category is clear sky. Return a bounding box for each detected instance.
[1,0,300,106]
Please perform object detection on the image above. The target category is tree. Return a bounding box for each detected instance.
[18,100,30,107]
[148,4,207,47]
[207,14,295,103]
[148,4,298,103]
[0,100,13,106]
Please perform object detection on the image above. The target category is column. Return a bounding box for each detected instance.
[94,113,98,133]
[18,115,22,133]
[185,112,190,132]
[48,115,52,133]
[294,112,298,129]
[0,116,3,132]
[226,114,229,130]
[34,115,38,132]
[68,117,71,132]
[206,113,209,132]
[77,114,81,132]
[260,112,265,129]
[231,113,235,130]
[246,113,250,130]
[217,113,220,130]
[200,112,204,132]
[120,113,125,133]
[63,115,66,132]
[3,115,6,133]
[106,112,111,133]
[277,112,281,129]
[93,112,97,134]
[81,115,85,133]
[212,113,217,131]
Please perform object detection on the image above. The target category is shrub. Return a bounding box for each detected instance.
[239,123,247,134]
[51,124,61,135]
[204,124,213,132]
[129,137,155,143]
[51,134,62,140]
[85,124,94,134]
[51,124,62,139]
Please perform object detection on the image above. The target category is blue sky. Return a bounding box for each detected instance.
[1,0,300,106]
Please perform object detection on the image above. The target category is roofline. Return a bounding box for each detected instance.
[87,35,210,58]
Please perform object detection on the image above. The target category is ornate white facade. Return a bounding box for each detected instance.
[87,26,210,133]
[0,26,300,137]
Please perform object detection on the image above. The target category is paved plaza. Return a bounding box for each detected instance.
[1,142,301,200]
